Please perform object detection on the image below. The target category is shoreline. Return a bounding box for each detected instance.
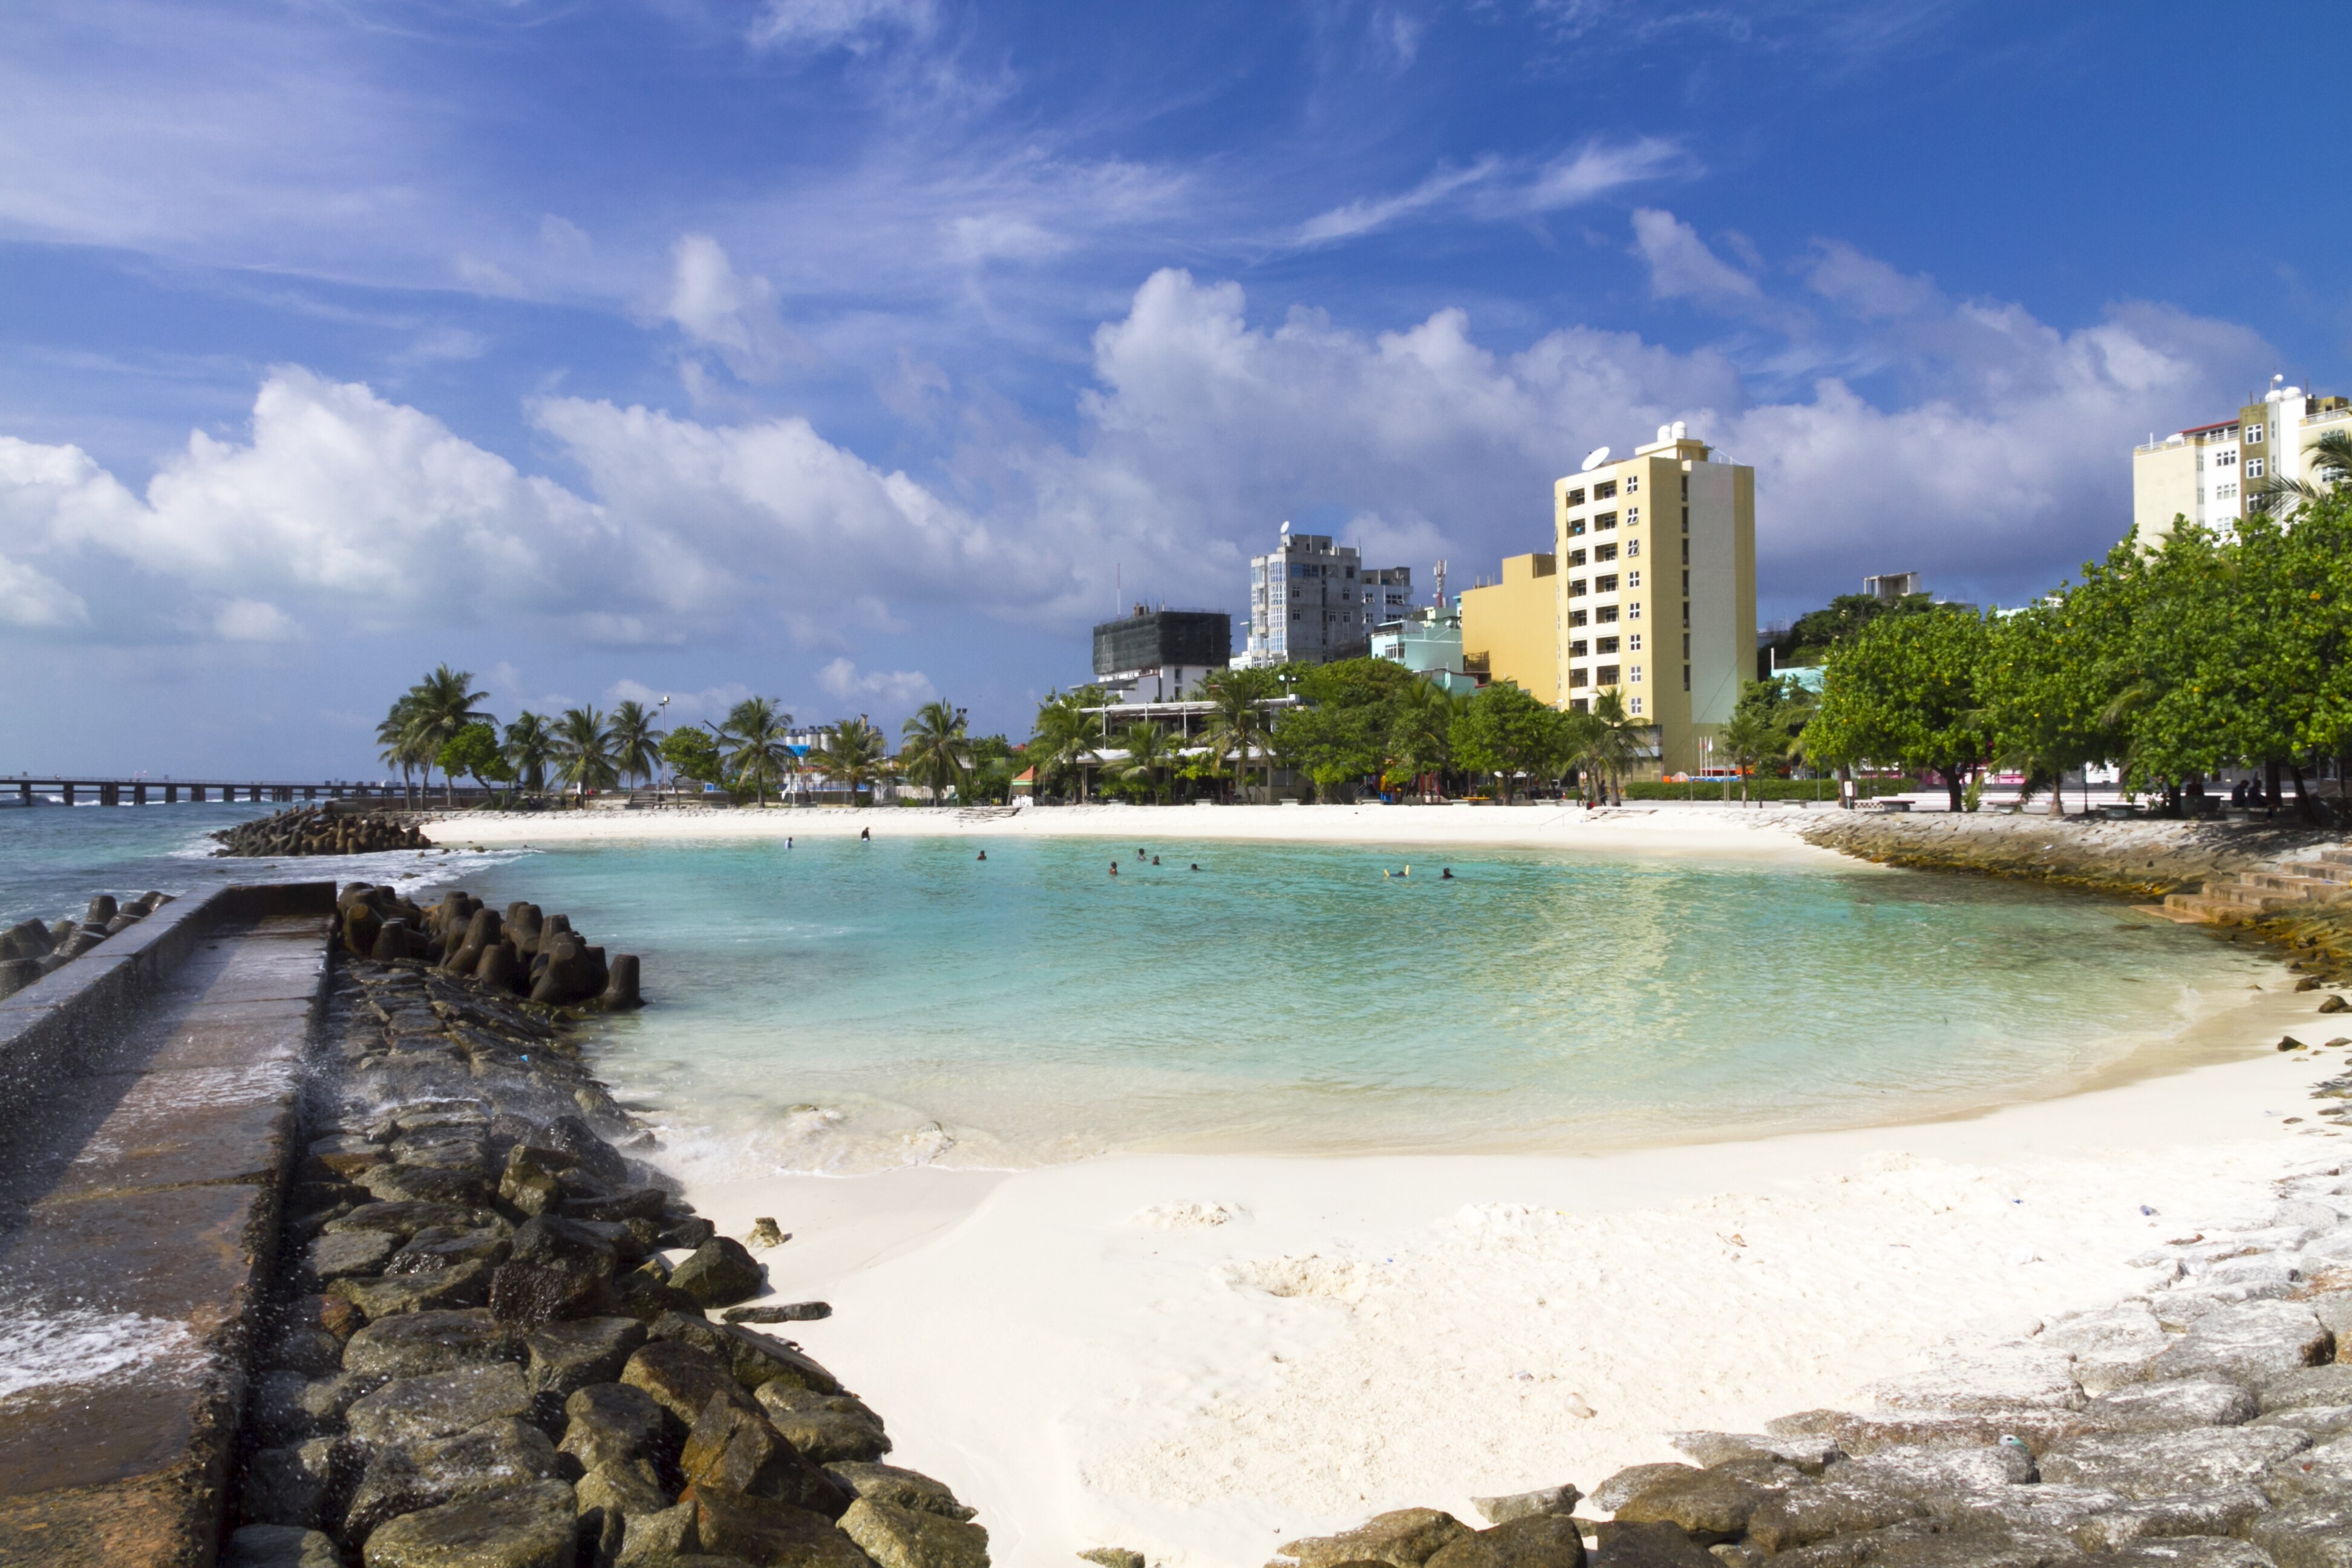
[425,802,2352,1563]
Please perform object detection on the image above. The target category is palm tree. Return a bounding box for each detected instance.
[502,711,555,797]
[404,665,492,805]
[1026,689,1098,802]
[2253,430,2352,517]
[1572,689,1644,806]
[720,697,795,807]
[820,717,890,806]
[610,701,665,791]
[1717,704,1785,806]
[898,701,972,806]
[377,694,425,808]
[1385,679,1461,799]
[552,707,619,802]
[1114,721,1176,803]
[1198,667,1280,800]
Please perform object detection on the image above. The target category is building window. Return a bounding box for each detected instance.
[1630,696,1643,715]
[1597,664,1619,685]
[1680,475,1688,498]
[1628,570,1641,589]
[1569,639,1588,658]
[1566,518,1586,537]
[1568,609,1587,627]
[1596,573,1619,592]
[2248,457,2265,478]
[1628,599,1642,620]
[1571,697,1589,712]
[1682,634,1690,656]
[1568,578,1587,596]
[1596,604,1619,624]
[1594,542,1618,563]
[2215,449,2238,468]
[1565,488,1586,506]
[1630,664,1642,684]
[1681,539,1688,563]
[1568,548,1587,566]
[1625,475,1639,493]
[2246,425,2263,443]
[1627,507,1639,524]
[1595,636,1619,655]
[1681,601,1690,626]
[1627,538,1639,558]
[1681,507,1689,531]
[1290,609,1299,620]
[1593,480,1617,500]
[1569,669,1589,688]
[1629,633,1641,652]
[1596,512,1618,531]
[1682,665,1690,691]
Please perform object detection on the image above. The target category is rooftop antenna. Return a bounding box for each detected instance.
[1434,559,1448,608]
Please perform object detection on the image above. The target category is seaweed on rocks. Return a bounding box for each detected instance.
[225,887,983,1567]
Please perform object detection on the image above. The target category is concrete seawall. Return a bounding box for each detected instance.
[0,883,335,1567]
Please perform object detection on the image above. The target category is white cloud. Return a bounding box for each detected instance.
[0,552,86,627]
[751,0,933,53]
[1631,207,1763,305]
[1294,140,1682,247]
[214,598,299,641]
[604,678,754,725]
[816,656,935,713]
[665,235,799,381]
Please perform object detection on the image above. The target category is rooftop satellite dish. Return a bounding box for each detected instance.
[1580,446,1610,472]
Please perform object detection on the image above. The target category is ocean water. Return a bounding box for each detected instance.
[1,809,2275,1177]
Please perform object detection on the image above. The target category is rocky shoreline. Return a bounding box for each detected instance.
[1797,815,2341,903]
[0,888,175,998]
[214,807,433,858]
[1262,1067,2352,1568]
[223,883,983,1568]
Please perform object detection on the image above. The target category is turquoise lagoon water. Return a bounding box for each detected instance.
[1,809,2278,1177]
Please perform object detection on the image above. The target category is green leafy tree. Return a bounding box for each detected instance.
[436,722,509,803]
[659,726,726,799]
[1114,720,1177,803]
[1767,592,1941,668]
[1198,666,1282,798]
[898,701,973,805]
[610,701,665,789]
[1385,678,1462,795]
[720,697,795,806]
[961,735,1019,805]
[1569,688,1644,804]
[1026,687,1106,801]
[501,711,555,795]
[552,707,619,800]
[1976,554,2141,814]
[1803,609,1992,811]
[1271,658,1418,800]
[1716,682,1795,805]
[377,694,426,807]
[1448,680,1564,801]
[820,717,890,806]
[404,665,494,805]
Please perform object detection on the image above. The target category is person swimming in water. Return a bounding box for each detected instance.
[1189,863,1200,871]
[860,826,871,841]
[977,851,987,861]
[1441,867,1453,879]
[1135,848,1146,860]
[1109,861,1119,875]
[1151,855,1161,866]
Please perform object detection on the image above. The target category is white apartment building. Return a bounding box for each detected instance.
[2133,378,2352,541]
[1240,524,1412,667]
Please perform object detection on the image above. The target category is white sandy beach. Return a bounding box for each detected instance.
[431,801,2347,1567]
[430,798,1854,863]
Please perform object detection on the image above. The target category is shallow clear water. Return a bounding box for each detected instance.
[1,809,2273,1179]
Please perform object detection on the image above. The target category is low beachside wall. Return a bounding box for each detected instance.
[1800,813,2339,901]
[0,880,336,1119]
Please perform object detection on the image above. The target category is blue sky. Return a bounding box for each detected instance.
[2,0,2346,774]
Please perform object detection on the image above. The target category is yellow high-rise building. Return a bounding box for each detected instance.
[1462,421,1756,777]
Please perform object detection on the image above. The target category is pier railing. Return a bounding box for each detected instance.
[4,777,495,808]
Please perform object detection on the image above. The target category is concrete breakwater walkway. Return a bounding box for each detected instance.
[0,882,334,1565]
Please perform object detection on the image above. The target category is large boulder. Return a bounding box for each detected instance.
[2260,1364,2352,1413]
[224,1524,342,1568]
[1743,1482,1926,1553]
[623,1341,756,1430]
[1425,1515,1586,1568]
[343,1418,567,1540]
[2037,1427,2311,1498]
[561,1381,671,1472]
[388,1226,514,1276]
[1587,1522,1712,1568]
[679,1392,853,1518]
[1609,1468,1763,1543]
[2262,1431,2352,1502]
[2147,1300,2333,1388]
[2088,1379,2261,1431]
[332,1257,497,1318]
[2067,1486,2268,1550]
[524,1315,648,1412]
[837,1495,989,1568]
[344,1309,518,1380]
[754,1383,892,1465]
[823,1464,975,1523]
[1276,1508,1471,1567]
[491,1215,621,1326]
[1589,1466,1694,1514]
[359,1478,578,1568]
[650,1312,843,1395]
[307,1229,400,1283]
[2245,1492,2352,1568]
[240,1439,349,1530]
[669,1238,765,1308]
[1471,1485,1581,1526]
[345,1363,534,1445]
[684,1486,874,1567]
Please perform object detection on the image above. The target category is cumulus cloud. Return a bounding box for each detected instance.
[665,235,800,381]
[0,552,86,628]
[816,657,935,711]
[214,598,301,642]
[1631,207,1763,306]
